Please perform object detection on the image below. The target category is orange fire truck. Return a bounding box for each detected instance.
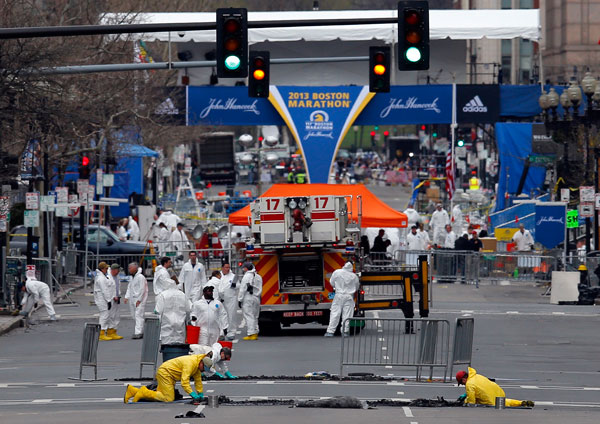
[242,194,429,333]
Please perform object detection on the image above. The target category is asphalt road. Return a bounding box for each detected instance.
[2,185,600,423]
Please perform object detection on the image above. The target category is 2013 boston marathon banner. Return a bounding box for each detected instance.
[186,85,454,182]
[268,86,374,183]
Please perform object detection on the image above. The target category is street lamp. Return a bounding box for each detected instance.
[539,73,600,254]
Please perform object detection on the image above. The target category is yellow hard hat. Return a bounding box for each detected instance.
[578,264,587,271]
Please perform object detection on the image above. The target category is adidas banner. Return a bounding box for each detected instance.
[456,84,500,123]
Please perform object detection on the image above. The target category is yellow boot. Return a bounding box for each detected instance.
[243,333,258,340]
[99,330,112,341]
[108,328,123,340]
[133,386,160,402]
[124,385,138,403]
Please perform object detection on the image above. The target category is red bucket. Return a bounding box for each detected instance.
[220,340,233,349]
[186,325,200,344]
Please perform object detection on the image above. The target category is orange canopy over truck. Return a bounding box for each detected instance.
[228,184,408,228]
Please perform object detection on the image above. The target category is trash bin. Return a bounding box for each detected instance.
[186,325,200,344]
[160,343,190,362]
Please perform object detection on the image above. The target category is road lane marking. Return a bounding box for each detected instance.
[506,311,520,314]
[387,382,404,385]
[397,391,405,395]
[381,347,388,350]
[32,399,52,403]
[55,383,76,387]
[249,396,269,401]
[520,385,539,389]
[403,406,414,417]
[256,381,274,384]
[321,381,338,385]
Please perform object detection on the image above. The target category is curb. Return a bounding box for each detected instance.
[0,316,24,337]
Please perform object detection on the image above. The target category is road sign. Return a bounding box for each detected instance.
[566,209,579,228]
[40,195,56,212]
[24,210,40,227]
[26,192,40,210]
[77,179,89,195]
[56,187,69,203]
[560,189,570,202]
[579,203,594,218]
[580,186,595,202]
[529,154,555,165]
[96,168,104,195]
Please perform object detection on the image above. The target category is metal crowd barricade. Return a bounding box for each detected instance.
[340,318,450,381]
[449,317,475,378]
[69,323,106,381]
[140,317,161,378]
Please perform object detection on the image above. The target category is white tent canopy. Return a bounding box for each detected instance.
[103,9,541,43]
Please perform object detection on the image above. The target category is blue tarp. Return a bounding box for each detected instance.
[495,123,547,211]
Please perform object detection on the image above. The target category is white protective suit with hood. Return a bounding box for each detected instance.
[190,342,230,376]
[326,262,360,335]
[157,210,181,231]
[21,277,56,318]
[153,265,177,296]
[431,207,450,246]
[403,207,421,228]
[178,259,206,302]
[154,287,190,345]
[94,270,114,330]
[128,216,140,241]
[238,268,263,336]
[191,279,229,346]
[219,269,239,333]
[125,267,148,335]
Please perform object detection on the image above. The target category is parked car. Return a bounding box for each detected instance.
[8,224,147,256]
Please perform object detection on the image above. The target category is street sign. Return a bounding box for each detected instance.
[40,195,56,212]
[566,209,579,228]
[96,168,104,195]
[579,203,594,218]
[26,192,40,210]
[596,193,600,210]
[529,154,555,165]
[580,186,595,202]
[77,179,89,195]
[560,188,570,202]
[24,210,40,227]
[55,206,68,217]
[56,187,68,203]
[102,174,114,187]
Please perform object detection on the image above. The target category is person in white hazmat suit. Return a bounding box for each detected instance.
[106,264,124,340]
[169,222,190,265]
[431,203,450,247]
[178,251,206,302]
[94,262,115,341]
[324,262,360,337]
[124,262,148,339]
[19,273,56,320]
[190,342,237,379]
[218,262,238,341]
[452,204,463,233]
[405,225,421,266]
[238,262,262,341]
[154,285,190,345]
[153,257,178,296]
[403,204,421,228]
[128,215,140,241]
[191,274,229,346]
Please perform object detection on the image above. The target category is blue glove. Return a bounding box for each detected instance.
[457,394,467,402]
[214,372,225,379]
[190,391,204,400]
[225,371,238,379]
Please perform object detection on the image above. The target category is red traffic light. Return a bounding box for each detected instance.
[258,136,264,142]
[373,52,386,63]
[370,131,376,137]
[224,18,241,33]
[405,10,420,25]
[383,130,390,136]
[82,156,90,166]
[420,125,426,130]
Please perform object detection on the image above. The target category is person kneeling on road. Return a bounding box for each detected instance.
[324,262,360,337]
[190,342,237,379]
[125,354,213,403]
[456,368,534,407]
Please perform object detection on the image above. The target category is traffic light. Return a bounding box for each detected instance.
[398,1,429,71]
[370,130,376,147]
[369,46,391,93]
[248,51,270,98]
[457,138,465,147]
[216,8,248,78]
[79,156,91,179]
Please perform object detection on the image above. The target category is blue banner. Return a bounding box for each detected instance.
[354,85,453,125]
[535,204,566,249]
[187,86,284,126]
[269,86,374,183]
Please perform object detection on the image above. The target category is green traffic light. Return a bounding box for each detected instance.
[225,55,241,70]
[432,132,438,138]
[374,126,379,131]
[457,139,465,147]
[405,47,422,63]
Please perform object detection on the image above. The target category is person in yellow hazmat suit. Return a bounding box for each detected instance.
[456,368,534,407]
[124,355,213,403]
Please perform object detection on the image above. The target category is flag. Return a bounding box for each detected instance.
[445,148,455,200]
